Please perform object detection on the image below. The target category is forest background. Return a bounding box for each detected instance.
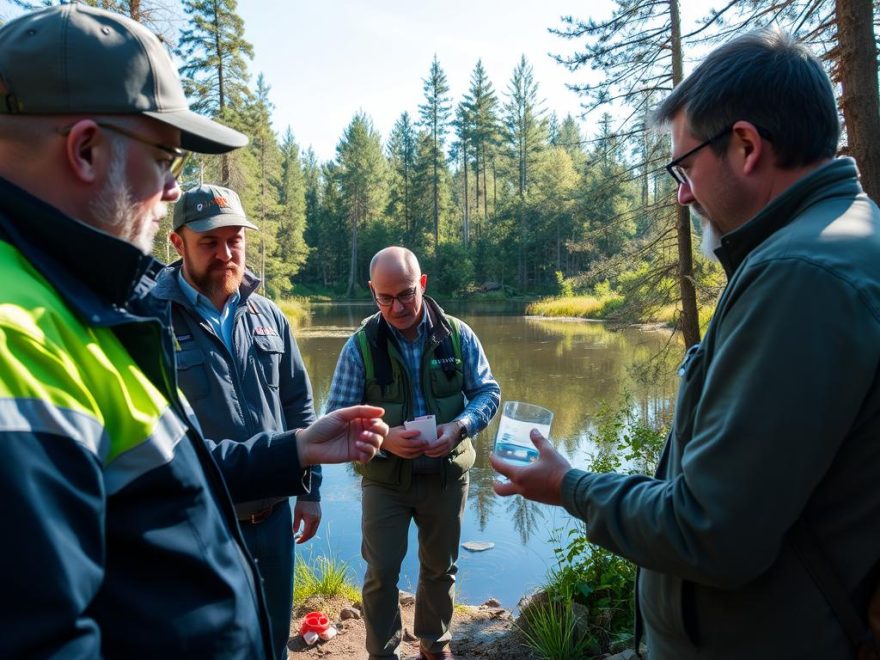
[3,0,879,348]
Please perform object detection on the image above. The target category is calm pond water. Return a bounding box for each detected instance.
[293,301,679,611]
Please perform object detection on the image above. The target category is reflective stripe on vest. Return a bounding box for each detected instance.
[0,396,109,459]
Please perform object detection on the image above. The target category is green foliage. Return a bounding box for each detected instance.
[433,242,475,296]
[589,391,667,475]
[546,534,636,654]
[518,580,596,659]
[293,553,360,605]
[555,271,574,298]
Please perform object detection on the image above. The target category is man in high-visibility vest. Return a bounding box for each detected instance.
[0,5,386,658]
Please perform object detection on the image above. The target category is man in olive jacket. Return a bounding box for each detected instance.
[492,29,880,659]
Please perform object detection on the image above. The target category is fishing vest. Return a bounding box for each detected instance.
[353,299,475,491]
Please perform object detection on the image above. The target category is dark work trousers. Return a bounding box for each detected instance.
[240,501,295,660]
[361,472,469,659]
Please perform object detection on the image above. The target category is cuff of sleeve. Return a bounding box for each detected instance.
[273,429,310,495]
[561,468,595,519]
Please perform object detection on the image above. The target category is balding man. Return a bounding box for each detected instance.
[0,6,385,658]
[326,247,501,660]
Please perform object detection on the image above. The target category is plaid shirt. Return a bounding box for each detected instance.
[325,308,500,436]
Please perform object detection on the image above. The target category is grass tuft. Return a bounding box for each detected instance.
[293,554,360,605]
[517,584,595,660]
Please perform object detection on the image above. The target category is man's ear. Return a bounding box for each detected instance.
[420,273,427,290]
[169,230,185,258]
[731,120,767,176]
[62,120,107,184]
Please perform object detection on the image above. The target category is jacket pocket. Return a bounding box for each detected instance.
[176,348,210,401]
[252,334,284,389]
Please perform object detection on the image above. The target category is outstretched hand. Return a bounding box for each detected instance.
[297,405,388,466]
[490,428,571,506]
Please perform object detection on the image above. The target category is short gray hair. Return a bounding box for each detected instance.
[653,29,839,168]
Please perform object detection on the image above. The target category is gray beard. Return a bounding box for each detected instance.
[89,141,131,232]
[88,139,164,255]
[699,216,722,262]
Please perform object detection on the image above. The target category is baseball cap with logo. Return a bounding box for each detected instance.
[0,4,246,154]
[173,184,258,233]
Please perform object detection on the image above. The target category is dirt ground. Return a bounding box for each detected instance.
[286,593,534,660]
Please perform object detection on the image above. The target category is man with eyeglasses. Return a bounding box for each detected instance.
[0,5,387,659]
[492,29,880,659]
[151,183,323,659]
[326,246,500,660]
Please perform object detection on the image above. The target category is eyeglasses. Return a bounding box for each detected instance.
[665,127,732,186]
[373,286,418,307]
[58,121,189,178]
[666,124,773,186]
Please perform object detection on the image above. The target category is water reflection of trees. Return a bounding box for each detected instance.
[506,494,545,545]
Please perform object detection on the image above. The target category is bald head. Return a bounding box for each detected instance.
[368,247,427,340]
[369,246,422,280]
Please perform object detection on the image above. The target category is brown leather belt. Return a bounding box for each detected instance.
[238,502,281,525]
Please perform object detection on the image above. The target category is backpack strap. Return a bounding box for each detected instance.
[789,519,876,653]
[355,330,374,381]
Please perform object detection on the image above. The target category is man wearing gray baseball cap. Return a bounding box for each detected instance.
[153,184,324,659]
[0,5,386,659]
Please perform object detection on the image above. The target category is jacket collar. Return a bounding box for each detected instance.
[0,175,161,322]
[151,259,261,309]
[714,158,862,277]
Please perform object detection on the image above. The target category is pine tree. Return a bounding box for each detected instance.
[277,127,311,283]
[336,113,388,296]
[386,112,418,241]
[462,60,500,226]
[450,101,472,247]
[503,55,547,289]
[244,74,285,297]
[177,0,253,185]
[418,55,452,249]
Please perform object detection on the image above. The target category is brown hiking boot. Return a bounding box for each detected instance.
[418,644,455,660]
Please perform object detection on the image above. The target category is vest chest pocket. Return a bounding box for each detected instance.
[252,334,284,389]
[429,359,463,397]
[176,348,211,401]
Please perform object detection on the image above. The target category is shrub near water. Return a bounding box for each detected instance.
[527,284,623,320]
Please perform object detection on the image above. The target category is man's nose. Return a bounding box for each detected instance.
[162,172,181,202]
[391,298,405,312]
[677,179,695,206]
[216,242,233,261]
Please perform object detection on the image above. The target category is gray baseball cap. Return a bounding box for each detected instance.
[0,4,247,154]
[173,184,258,232]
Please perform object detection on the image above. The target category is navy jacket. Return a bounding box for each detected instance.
[151,262,321,516]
